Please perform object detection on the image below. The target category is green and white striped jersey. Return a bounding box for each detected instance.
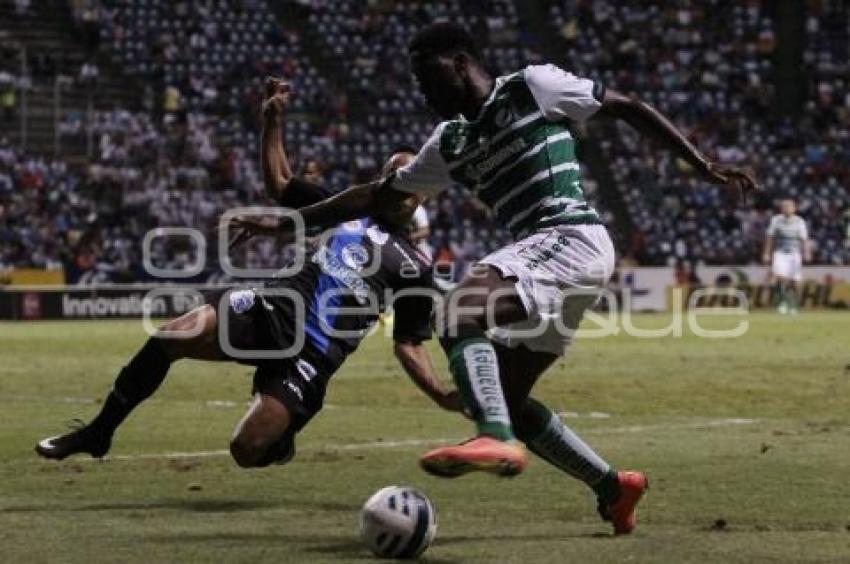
[767,214,808,253]
[393,64,605,238]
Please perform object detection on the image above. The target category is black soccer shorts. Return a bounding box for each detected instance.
[205,287,343,433]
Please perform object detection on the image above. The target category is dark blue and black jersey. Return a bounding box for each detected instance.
[253,177,434,366]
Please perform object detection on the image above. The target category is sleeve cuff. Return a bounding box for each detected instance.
[592,81,606,103]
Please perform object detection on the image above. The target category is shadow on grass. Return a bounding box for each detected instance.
[1,498,280,513]
[143,532,329,544]
[2,495,360,515]
[143,533,463,562]
[290,539,464,563]
[437,531,615,545]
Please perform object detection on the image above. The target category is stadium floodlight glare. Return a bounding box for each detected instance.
[218,206,305,279]
[142,227,206,278]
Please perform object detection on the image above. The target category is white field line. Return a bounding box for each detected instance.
[67,418,758,463]
[583,417,758,435]
[5,395,249,408]
[11,396,613,416]
[6,395,366,411]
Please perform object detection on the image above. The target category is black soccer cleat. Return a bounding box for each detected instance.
[35,420,112,460]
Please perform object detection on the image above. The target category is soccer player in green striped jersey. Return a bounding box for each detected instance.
[232,22,757,533]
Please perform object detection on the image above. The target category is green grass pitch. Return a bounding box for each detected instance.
[1,312,849,563]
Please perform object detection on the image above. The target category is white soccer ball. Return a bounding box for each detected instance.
[359,485,437,559]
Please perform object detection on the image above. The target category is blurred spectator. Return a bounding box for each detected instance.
[79,62,99,86]
[2,0,846,281]
[0,72,15,123]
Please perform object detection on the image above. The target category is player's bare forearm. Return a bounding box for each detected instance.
[228,181,382,250]
[762,236,773,263]
[261,78,295,200]
[299,181,380,230]
[261,118,289,199]
[599,89,758,197]
[393,341,462,412]
[599,90,711,177]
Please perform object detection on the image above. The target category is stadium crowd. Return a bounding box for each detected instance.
[548,0,850,265]
[1,0,849,283]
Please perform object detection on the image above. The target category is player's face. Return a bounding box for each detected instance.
[303,160,322,183]
[411,54,466,119]
[781,200,795,216]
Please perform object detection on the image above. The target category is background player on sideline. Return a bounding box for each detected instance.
[763,198,811,314]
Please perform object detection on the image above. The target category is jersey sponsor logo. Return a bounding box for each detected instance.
[341,243,370,271]
[229,289,256,313]
[465,137,527,183]
[312,246,371,304]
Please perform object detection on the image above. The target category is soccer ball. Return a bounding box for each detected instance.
[359,485,437,559]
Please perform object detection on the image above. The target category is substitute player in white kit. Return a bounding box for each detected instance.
[763,199,811,314]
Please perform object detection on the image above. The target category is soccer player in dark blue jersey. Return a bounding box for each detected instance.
[35,80,459,467]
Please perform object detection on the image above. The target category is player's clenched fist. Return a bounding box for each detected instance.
[262,77,292,121]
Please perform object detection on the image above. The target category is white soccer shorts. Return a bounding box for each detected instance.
[481,223,615,357]
[772,251,803,282]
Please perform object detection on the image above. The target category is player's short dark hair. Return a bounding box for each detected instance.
[409,21,480,61]
[390,145,418,156]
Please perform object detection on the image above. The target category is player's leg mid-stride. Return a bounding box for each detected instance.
[35,305,225,460]
[419,267,530,478]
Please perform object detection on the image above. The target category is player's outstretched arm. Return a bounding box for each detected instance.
[393,340,464,414]
[597,89,757,199]
[229,180,413,248]
[261,78,294,201]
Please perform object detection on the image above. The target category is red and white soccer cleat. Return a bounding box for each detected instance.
[419,435,528,478]
[598,470,649,534]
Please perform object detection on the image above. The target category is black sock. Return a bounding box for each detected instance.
[592,469,621,503]
[88,338,172,436]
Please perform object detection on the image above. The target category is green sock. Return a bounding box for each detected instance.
[447,337,514,441]
[774,282,784,307]
[515,398,615,496]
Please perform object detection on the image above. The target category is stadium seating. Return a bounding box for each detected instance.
[1,0,848,282]
[545,0,849,265]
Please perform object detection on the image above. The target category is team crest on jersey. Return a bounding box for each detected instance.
[228,289,256,313]
[492,104,516,128]
[341,243,370,271]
